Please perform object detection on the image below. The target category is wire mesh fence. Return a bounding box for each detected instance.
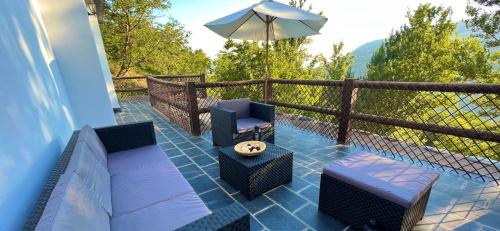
[146,76,192,132]
[351,81,500,183]
[269,79,344,139]
[114,74,205,100]
[117,76,499,183]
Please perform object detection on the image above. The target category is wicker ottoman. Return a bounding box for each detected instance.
[219,143,293,200]
[319,152,439,231]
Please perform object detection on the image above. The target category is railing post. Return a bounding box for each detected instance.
[185,81,201,136]
[199,74,207,98]
[264,79,273,103]
[337,79,358,144]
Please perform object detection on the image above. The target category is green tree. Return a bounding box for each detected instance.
[465,0,500,48]
[367,4,492,83]
[360,4,496,159]
[101,0,210,77]
[318,41,354,80]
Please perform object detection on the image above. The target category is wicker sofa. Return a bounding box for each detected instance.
[210,98,275,148]
[24,121,249,231]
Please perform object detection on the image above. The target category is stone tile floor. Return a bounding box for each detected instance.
[116,100,500,231]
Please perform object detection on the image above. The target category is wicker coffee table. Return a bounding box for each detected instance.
[219,142,293,200]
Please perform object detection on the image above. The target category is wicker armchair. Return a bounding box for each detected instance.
[210,98,275,148]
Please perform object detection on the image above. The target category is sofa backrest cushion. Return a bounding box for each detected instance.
[35,172,110,231]
[217,98,251,119]
[78,125,107,165]
[66,141,112,216]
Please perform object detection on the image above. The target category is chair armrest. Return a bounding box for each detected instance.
[94,121,156,153]
[250,102,275,123]
[176,203,250,231]
[210,106,237,133]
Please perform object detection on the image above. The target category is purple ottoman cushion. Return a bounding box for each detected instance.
[217,98,251,119]
[323,152,439,208]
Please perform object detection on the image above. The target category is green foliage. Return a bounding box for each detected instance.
[465,0,500,48]
[317,41,354,80]
[367,4,493,83]
[101,0,210,77]
[360,4,497,159]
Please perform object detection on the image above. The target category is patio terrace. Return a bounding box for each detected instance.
[115,99,500,231]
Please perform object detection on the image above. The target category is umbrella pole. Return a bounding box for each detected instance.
[264,18,270,103]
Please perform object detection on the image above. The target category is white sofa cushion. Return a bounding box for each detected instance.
[78,125,107,166]
[107,145,170,176]
[67,142,112,216]
[111,191,210,231]
[36,172,110,231]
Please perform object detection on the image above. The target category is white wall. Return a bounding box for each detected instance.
[0,0,76,229]
[0,0,119,229]
[38,0,117,127]
[88,15,120,110]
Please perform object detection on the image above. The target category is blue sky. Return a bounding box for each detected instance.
[163,0,468,58]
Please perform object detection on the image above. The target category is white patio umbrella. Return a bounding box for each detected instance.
[205,0,327,101]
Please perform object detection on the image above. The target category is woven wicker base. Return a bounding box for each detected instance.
[219,143,293,200]
[318,174,431,231]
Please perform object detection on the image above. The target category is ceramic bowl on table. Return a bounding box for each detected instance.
[234,141,266,157]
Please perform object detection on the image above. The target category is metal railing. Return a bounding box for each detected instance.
[120,76,500,184]
[113,74,205,99]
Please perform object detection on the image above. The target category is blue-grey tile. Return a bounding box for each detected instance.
[284,176,310,192]
[200,188,234,210]
[302,172,321,186]
[233,192,274,214]
[472,212,500,229]
[178,164,204,179]
[165,148,183,158]
[183,147,205,158]
[170,136,187,143]
[265,186,307,212]
[159,142,175,150]
[293,164,312,177]
[454,221,497,231]
[192,154,216,167]
[295,204,345,231]
[188,175,218,194]
[299,186,319,205]
[170,155,192,167]
[250,216,265,231]
[255,205,306,230]
[177,142,195,150]
[202,163,220,179]
[215,178,239,194]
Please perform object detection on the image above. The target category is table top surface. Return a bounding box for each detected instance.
[219,142,293,168]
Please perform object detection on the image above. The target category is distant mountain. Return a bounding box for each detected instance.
[350,39,383,78]
[349,22,479,78]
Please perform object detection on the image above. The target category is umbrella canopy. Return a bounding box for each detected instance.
[205,0,327,41]
[205,0,327,102]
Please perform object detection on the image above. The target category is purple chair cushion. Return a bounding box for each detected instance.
[323,152,439,208]
[110,191,211,231]
[217,98,251,119]
[236,117,272,133]
[107,145,170,176]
